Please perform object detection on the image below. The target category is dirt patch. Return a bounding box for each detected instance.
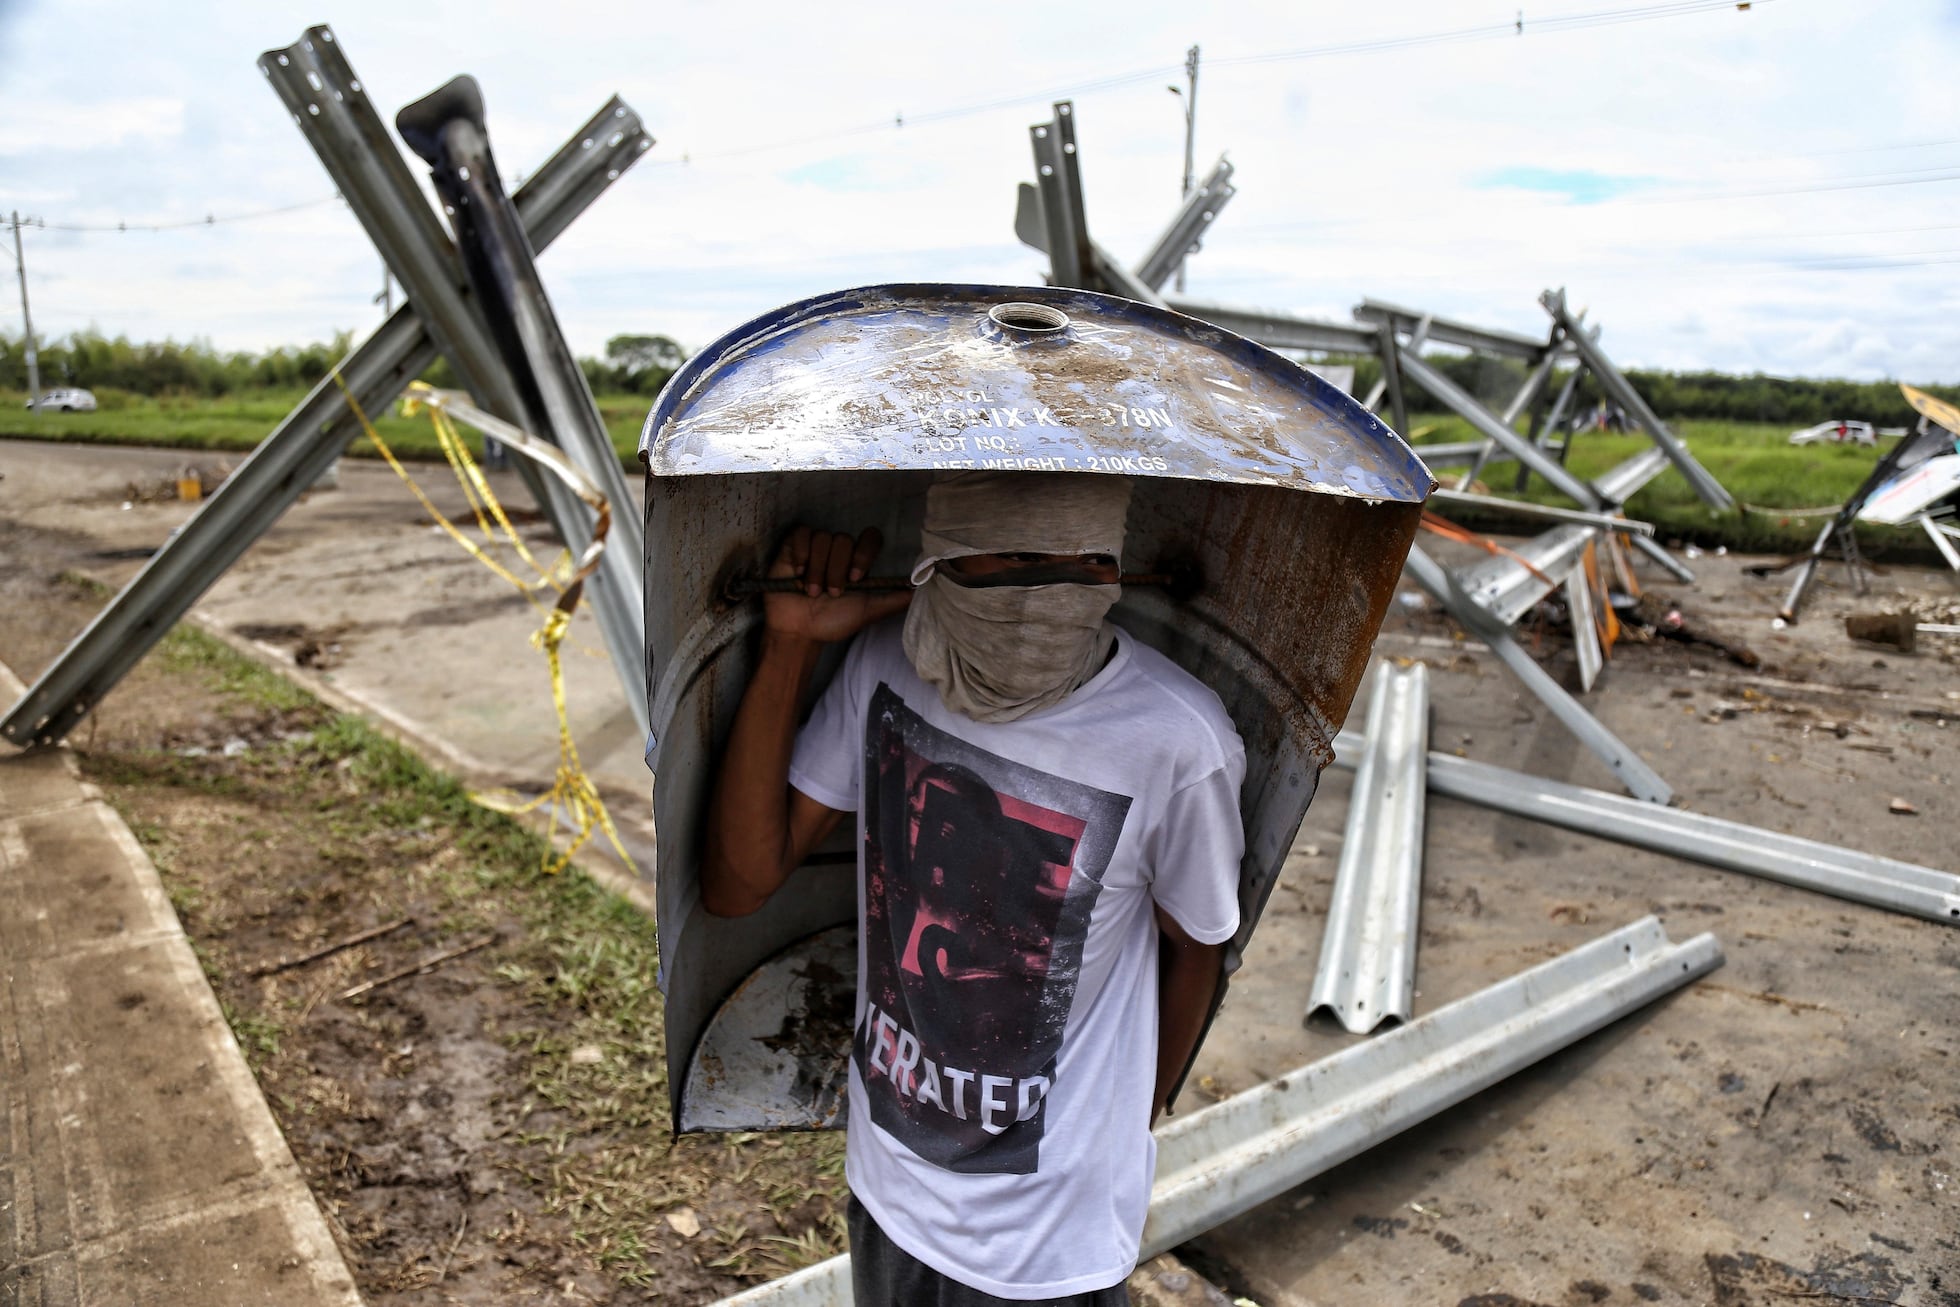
[0,521,845,1303]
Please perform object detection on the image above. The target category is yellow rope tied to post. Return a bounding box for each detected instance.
[329,373,636,877]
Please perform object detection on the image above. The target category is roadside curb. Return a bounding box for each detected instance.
[0,658,365,1306]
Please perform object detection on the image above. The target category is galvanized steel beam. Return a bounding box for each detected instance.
[0,84,650,747]
[1375,322,1411,437]
[397,76,650,734]
[1145,915,1720,1253]
[1308,661,1429,1034]
[1629,531,1697,584]
[1403,546,1672,803]
[1455,523,1597,627]
[1134,156,1236,291]
[1354,298,1549,361]
[1464,331,1564,486]
[1565,567,1604,693]
[1020,104,1166,307]
[717,916,1722,1306]
[1333,741,1960,925]
[1163,296,1377,354]
[1394,347,1603,509]
[1540,288,1734,511]
[1428,488,1655,536]
[1028,103,1094,291]
[262,28,649,735]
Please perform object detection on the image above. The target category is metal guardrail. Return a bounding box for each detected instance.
[1334,735,1960,924]
[714,915,1722,1306]
[0,76,650,747]
[397,74,650,730]
[1542,287,1734,513]
[1162,295,1379,355]
[1402,545,1673,803]
[1394,347,1603,509]
[1134,156,1235,292]
[1354,297,1550,361]
[1427,488,1655,536]
[1307,661,1429,1033]
[263,28,649,736]
[1455,522,1597,627]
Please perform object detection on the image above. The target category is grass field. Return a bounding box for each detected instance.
[0,387,650,466]
[1,388,1939,558]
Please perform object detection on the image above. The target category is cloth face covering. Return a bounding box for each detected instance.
[903,472,1131,723]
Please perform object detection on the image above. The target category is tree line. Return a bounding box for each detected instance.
[1334,352,1960,428]
[4,327,1951,427]
[0,331,687,401]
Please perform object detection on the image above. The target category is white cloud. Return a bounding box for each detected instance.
[0,96,185,153]
[1,0,1958,384]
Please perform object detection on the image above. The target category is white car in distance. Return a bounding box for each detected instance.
[1788,419,1877,447]
[23,388,98,412]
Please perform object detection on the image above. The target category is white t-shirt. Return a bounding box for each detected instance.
[788,619,1246,1299]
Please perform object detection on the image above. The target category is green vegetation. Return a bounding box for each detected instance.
[7,327,1954,558]
[0,385,650,465]
[86,620,846,1289]
[1406,413,1936,556]
[0,328,683,405]
[1333,352,1960,429]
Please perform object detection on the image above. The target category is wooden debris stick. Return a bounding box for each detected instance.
[339,934,498,1001]
[250,916,414,977]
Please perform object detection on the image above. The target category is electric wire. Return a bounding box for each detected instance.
[26,195,345,233]
[11,0,1775,229]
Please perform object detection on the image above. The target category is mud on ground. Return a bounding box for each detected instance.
[4,437,1958,1305]
[0,522,845,1304]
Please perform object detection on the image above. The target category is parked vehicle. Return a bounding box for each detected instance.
[22,388,98,413]
[1788,419,1876,447]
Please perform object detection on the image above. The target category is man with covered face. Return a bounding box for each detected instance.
[704,472,1246,1306]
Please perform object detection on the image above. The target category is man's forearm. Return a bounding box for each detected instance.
[701,631,821,915]
[1153,933,1225,1121]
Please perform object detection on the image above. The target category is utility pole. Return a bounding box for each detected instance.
[11,212,41,413]
[374,261,394,316]
[1168,44,1200,293]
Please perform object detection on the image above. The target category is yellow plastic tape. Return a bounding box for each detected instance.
[329,372,636,877]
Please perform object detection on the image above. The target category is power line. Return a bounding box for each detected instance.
[651,0,1774,163]
[28,194,345,233]
[1210,0,1759,70]
[7,0,1781,233]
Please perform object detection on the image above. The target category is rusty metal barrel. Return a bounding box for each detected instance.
[640,284,1433,1132]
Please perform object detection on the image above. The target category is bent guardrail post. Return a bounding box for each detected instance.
[0,80,650,747]
[1160,297,1379,355]
[397,76,650,735]
[1307,661,1429,1033]
[261,28,649,735]
[714,916,1723,1306]
[1134,156,1236,292]
[1462,322,1565,487]
[1025,103,1168,307]
[1541,287,1734,512]
[1403,546,1672,803]
[1394,347,1603,509]
[1332,738,1960,925]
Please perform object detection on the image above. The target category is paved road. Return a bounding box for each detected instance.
[0,659,362,1306]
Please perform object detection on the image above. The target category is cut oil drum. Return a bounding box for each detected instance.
[639,284,1434,1132]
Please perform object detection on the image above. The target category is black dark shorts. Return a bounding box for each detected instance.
[848,1195,1131,1307]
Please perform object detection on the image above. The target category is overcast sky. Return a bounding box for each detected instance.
[4,0,1959,383]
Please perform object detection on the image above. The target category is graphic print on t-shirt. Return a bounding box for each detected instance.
[854,683,1131,1175]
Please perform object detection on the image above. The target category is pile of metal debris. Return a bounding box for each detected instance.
[711,104,1960,1307]
[1,25,654,751]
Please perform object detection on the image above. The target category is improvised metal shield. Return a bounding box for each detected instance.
[640,284,1433,1133]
